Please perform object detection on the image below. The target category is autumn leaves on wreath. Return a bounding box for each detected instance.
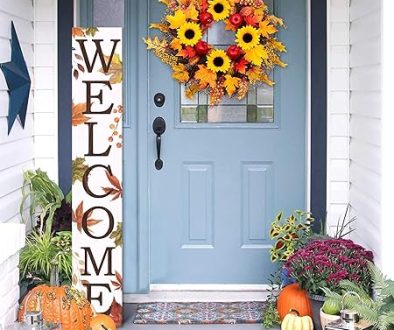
[144,0,286,105]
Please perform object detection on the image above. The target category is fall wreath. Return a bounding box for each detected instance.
[144,0,287,105]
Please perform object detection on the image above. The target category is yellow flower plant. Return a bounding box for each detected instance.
[236,25,261,50]
[208,0,231,21]
[145,0,287,105]
[178,22,202,46]
[206,49,231,73]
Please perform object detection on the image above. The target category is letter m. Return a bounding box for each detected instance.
[82,247,115,276]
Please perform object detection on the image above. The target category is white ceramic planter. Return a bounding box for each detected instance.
[320,308,341,330]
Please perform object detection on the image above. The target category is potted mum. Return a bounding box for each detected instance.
[284,238,373,328]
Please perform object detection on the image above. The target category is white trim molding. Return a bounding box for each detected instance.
[124,285,273,303]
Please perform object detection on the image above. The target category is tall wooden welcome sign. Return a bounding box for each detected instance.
[72,27,123,325]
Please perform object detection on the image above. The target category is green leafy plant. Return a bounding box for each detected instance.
[332,204,357,239]
[269,210,314,262]
[20,231,72,286]
[20,169,64,234]
[262,271,281,328]
[323,262,394,330]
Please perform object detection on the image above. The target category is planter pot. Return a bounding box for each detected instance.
[320,308,341,330]
[309,293,325,330]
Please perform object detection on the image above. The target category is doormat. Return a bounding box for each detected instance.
[133,302,265,324]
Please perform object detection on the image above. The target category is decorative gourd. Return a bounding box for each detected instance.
[90,314,117,330]
[281,310,314,330]
[277,283,312,320]
[18,285,92,330]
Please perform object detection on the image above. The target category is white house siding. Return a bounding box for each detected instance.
[326,0,350,232]
[0,0,34,325]
[382,0,394,279]
[327,0,383,265]
[0,0,58,327]
[34,0,58,181]
[349,0,382,265]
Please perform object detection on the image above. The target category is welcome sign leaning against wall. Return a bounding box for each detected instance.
[72,27,123,326]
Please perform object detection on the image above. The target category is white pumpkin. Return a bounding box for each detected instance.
[281,309,314,330]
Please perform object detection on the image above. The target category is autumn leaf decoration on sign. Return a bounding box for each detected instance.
[144,0,286,105]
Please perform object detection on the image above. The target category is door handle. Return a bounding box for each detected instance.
[152,117,166,170]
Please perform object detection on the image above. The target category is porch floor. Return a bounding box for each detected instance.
[119,304,268,330]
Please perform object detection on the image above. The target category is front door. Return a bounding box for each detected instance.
[146,0,307,284]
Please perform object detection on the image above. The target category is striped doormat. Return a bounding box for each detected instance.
[133,301,265,324]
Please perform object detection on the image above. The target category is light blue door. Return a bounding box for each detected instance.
[146,0,306,284]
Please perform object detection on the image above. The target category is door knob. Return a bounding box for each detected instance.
[152,117,166,170]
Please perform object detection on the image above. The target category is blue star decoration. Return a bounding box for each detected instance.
[0,22,31,135]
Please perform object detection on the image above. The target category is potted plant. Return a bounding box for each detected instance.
[262,210,315,327]
[19,169,72,291]
[16,170,94,329]
[284,238,373,328]
[323,262,394,330]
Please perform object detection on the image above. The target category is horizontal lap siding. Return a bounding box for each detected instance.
[0,1,58,326]
[34,0,58,181]
[327,0,350,232]
[349,0,382,262]
[0,4,34,224]
[0,2,34,326]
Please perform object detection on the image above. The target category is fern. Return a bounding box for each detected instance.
[322,262,394,330]
[340,280,372,300]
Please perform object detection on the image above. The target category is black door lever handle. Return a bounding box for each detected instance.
[152,117,166,170]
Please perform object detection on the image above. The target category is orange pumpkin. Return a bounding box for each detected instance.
[18,285,93,330]
[90,314,117,330]
[277,283,312,320]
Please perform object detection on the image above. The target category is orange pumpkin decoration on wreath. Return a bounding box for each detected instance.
[90,314,117,330]
[18,285,93,330]
[277,283,312,320]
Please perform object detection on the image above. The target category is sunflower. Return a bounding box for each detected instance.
[236,25,261,50]
[208,0,231,21]
[206,49,231,73]
[178,22,202,46]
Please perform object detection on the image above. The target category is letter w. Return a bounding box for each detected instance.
[76,39,120,73]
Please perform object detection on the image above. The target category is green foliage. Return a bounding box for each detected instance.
[323,262,394,330]
[269,210,314,262]
[20,169,64,234]
[332,204,357,239]
[262,271,281,328]
[262,299,281,328]
[19,231,72,285]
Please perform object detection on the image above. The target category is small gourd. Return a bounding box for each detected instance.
[90,314,117,330]
[281,310,314,330]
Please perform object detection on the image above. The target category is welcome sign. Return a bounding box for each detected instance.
[72,27,123,325]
